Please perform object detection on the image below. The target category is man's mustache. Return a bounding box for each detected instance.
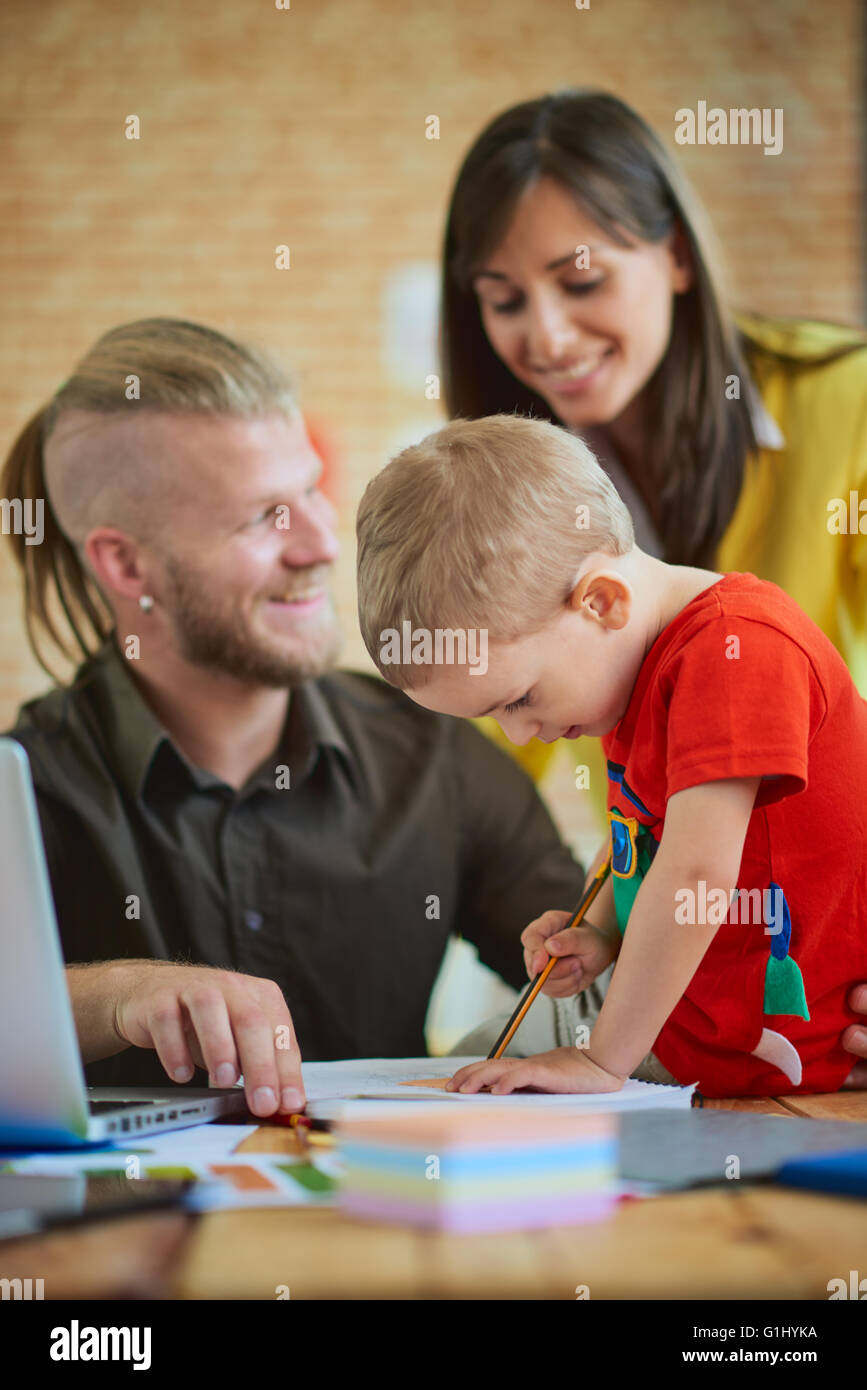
[264,567,333,601]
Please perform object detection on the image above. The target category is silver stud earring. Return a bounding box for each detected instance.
[139,595,154,613]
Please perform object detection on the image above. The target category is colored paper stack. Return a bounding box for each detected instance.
[336,1107,619,1232]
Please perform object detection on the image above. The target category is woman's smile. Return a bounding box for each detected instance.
[536,347,617,397]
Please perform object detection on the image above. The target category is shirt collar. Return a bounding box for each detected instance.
[744,375,786,451]
[86,640,359,802]
[276,676,360,797]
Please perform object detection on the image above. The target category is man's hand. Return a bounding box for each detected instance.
[841,983,867,1088]
[521,910,619,998]
[445,1046,624,1095]
[111,961,305,1117]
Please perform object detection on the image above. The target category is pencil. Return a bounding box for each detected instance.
[486,851,613,1060]
[285,1113,334,1150]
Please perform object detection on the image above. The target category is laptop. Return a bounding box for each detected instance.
[0,737,249,1147]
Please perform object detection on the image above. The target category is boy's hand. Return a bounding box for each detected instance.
[445,1046,625,1095]
[521,911,618,998]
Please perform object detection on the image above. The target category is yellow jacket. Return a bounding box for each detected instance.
[475,314,867,783]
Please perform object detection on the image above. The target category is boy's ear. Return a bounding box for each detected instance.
[569,570,632,630]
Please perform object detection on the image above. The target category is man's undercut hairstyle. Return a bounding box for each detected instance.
[356,413,634,690]
[0,317,298,680]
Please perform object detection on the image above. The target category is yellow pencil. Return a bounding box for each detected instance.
[486,852,613,1060]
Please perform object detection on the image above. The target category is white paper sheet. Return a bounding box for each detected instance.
[300,1056,695,1120]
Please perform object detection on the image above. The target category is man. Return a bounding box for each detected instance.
[1,317,591,1118]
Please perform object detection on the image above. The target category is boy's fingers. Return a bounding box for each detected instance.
[542,978,583,999]
[490,1067,534,1094]
[520,910,574,954]
[526,925,592,974]
[526,949,577,981]
[446,1062,483,1089]
[454,1064,505,1093]
[545,929,583,956]
[542,961,587,999]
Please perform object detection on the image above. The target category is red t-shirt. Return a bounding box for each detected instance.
[601,572,867,1097]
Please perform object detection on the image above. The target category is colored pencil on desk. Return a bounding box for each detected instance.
[486,852,613,1060]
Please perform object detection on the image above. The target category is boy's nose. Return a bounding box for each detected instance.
[498,715,541,747]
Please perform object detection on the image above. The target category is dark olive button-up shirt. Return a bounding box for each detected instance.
[8,640,585,1086]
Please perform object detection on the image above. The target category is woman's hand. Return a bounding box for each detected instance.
[841,984,867,1088]
[521,910,619,998]
[445,1046,625,1095]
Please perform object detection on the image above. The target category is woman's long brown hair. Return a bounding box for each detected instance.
[441,89,863,568]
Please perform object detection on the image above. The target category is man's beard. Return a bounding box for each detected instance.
[161,557,343,687]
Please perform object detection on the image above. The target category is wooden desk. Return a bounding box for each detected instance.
[183,1090,867,1299]
[5,1093,867,1300]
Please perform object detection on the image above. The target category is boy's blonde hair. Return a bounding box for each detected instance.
[356,414,634,690]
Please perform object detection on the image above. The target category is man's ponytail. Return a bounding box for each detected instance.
[1,407,112,681]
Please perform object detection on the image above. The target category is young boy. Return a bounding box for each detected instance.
[355,414,867,1098]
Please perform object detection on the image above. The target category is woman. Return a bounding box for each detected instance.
[440,89,867,784]
[438,90,867,1082]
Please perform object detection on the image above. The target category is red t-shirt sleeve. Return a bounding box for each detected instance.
[662,615,823,807]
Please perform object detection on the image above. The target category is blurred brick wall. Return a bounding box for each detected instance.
[1,0,863,728]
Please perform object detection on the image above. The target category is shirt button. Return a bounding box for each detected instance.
[243,910,264,931]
